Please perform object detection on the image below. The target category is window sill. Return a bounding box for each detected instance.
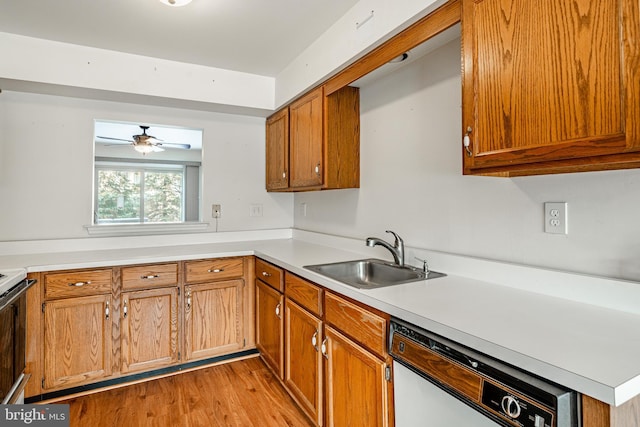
[85,222,211,237]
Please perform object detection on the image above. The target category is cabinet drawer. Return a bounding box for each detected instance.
[185,257,244,283]
[255,258,284,292]
[45,269,112,299]
[325,292,387,358]
[122,263,178,290]
[285,273,322,317]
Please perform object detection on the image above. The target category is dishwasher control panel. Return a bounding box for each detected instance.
[481,381,553,427]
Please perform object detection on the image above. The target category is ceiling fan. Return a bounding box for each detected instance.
[97,125,192,154]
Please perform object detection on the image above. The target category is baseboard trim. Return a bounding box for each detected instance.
[26,349,259,404]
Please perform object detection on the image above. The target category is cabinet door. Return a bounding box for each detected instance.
[290,87,324,188]
[324,326,392,427]
[462,0,640,175]
[121,287,179,374]
[266,107,290,191]
[285,299,323,425]
[43,294,113,390]
[255,280,284,379]
[184,279,244,360]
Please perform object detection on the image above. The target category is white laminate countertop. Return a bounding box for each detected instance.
[2,232,639,407]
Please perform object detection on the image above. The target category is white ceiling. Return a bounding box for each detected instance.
[0,0,360,77]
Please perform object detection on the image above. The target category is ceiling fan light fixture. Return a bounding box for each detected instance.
[134,144,155,154]
[159,0,192,6]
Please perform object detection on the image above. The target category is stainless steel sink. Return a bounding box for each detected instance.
[304,258,445,289]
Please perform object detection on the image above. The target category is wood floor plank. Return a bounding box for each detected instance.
[58,357,314,427]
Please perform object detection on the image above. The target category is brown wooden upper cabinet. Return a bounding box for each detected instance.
[265,85,360,191]
[462,0,640,176]
[265,107,289,191]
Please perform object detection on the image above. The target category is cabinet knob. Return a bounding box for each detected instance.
[463,126,473,157]
[186,291,192,310]
[321,337,329,359]
[105,301,110,319]
[275,303,281,319]
[282,171,286,179]
[315,163,321,175]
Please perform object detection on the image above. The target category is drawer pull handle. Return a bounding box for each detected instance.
[186,291,192,310]
[123,300,128,319]
[275,303,281,319]
[141,274,159,279]
[261,271,272,277]
[207,268,224,273]
[321,338,328,359]
[312,330,319,351]
[68,281,91,287]
[105,301,110,319]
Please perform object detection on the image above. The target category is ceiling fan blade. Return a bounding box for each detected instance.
[155,142,191,149]
[96,136,134,143]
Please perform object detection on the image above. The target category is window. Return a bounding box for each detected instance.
[95,162,192,224]
[93,120,203,227]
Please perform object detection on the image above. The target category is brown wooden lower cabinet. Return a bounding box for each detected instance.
[255,279,284,379]
[43,294,113,390]
[28,258,253,399]
[120,287,179,374]
[261,269,394,427]
[285,299,323,425]
[324,325,392,427]
[184,279,245,361]
[582,394,640,427]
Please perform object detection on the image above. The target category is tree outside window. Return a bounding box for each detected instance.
[96,165,184,224]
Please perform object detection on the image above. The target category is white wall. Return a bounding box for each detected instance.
[0,32,275,115]
[294,38,640,282]
[0,91,293,241]
[276,0,447,107]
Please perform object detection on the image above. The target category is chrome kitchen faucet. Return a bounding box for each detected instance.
[366,230,404,266]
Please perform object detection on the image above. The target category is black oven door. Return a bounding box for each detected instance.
[0,279,34,404]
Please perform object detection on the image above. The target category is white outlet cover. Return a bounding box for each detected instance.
[544,202,568,234]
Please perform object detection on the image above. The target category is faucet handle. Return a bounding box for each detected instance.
[414,256,430,274]
[385,230,403,245]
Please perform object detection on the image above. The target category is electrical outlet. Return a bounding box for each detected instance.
[212,204,221,218]
[544,202,567,234]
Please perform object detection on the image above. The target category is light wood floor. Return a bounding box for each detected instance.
[58,357,314,427]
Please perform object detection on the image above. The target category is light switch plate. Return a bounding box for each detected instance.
[249,204,263,217]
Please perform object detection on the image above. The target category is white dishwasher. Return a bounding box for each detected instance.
[394,361,501,426]
[389,318,579,427]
